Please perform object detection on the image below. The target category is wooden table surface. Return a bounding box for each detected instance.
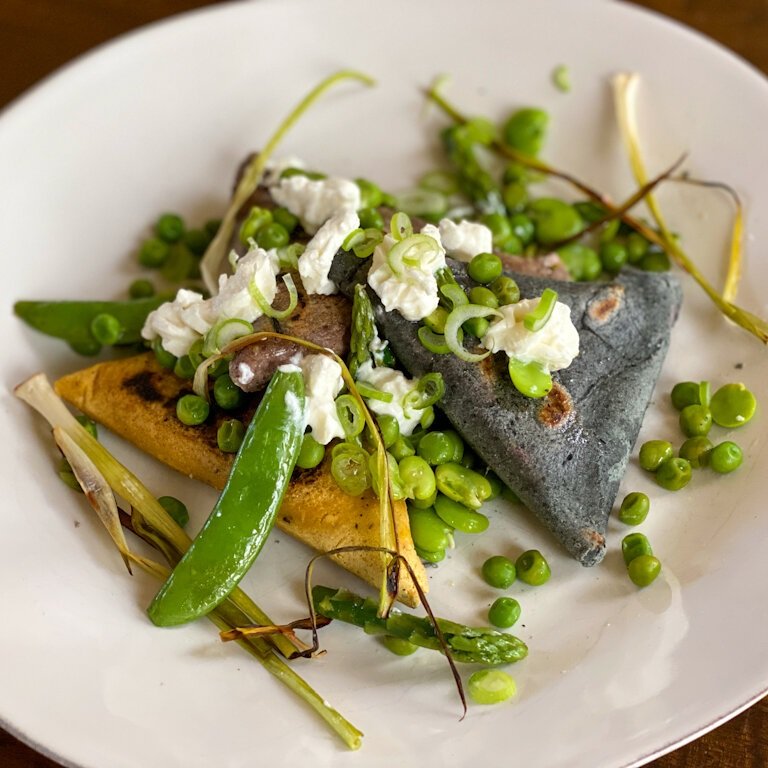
[1,1,766,766]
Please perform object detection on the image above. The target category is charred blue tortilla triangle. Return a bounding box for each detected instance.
[331,255,682,566]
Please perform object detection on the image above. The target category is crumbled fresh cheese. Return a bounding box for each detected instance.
[299,354,345,445]
[141,246,278,357]
[298,208,360,295]
[140,289,208,358]
[367,231,446,322]
[271,175,361,234]
[438,218,493,262]
[482,298,580,372]
[356,361,422,436]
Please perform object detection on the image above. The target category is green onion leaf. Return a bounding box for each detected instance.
[444,304,501,362]
[523,289,558,332]
[249,272,298,321]
[335,394,365,439]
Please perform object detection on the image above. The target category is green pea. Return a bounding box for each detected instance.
[508,358,552,399]
[467,669,517,705]
[498,233,524,255]
[152,338,176,370]
[502,181,529,214]
[556,243,600,281]
[423,306,449,334]
[161,243,196,283]
[508,213,535,245]
[655,457,692,491]
[622,532,653,565]
[213,374,244,411]
[416,546,446,563]
[433,494,489,534]
[129,278,155,299]
[503,107,548,156]
[640,250,671,272]
[480,213,512,246]
[501,486,521,504]
[599,219,621,244]
[490,275,520,305]
[468,252,503,285]
[627,554,662,587]
[515,549,551,586]
[138,237,170,268]
[408,506,454,553]
[399,456,437,501]
[176,394,210,426]
[155,213,185,243]
[355,178,384,209]
[389,436,415,462]
[183,227,211,256]
[709,441,743,474]
[272,207,299,234]
[679,436,713,469]
[710,383,757,428]
[502,162,529,185]
[90,314,123,346]
[626,232,649,263]
[481,555,516,589]
[417,432,457,466]
[255,222,289,250]
[528,198,583,245]
[381,635,418,656]
[671,381,701,411]
[294,433,325,470]
[158,495,189,527]
[599,241,628,274]
[469,286,499,309]
[679,404,712,438]
[617,492,650,526]
[239,206,273,244]
[488,597,521,628]
[435,463,492,510]
[216,418,245,453]
[638,440,673,472]
[409,489,437,509]
[376,414,400,449]
[76,414,98,439]
[463,317,490,339]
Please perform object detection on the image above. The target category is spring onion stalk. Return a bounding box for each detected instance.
[426,77,768,344]
[200,70,375,293]
[417,325,452,354]
[18,382,362,748]
[202,318,254,357]
[355,382,394,403]
[14,373,299,660]
[444,305,501,362]
[249,272,298,320]
[190,331,402,616]
[389,212,413,241]
[386,234,437,276]
[393,188,448,218]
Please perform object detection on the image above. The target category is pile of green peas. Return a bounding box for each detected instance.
[638,379,756,490]
[479,548,551,628]
[136,213,221,294]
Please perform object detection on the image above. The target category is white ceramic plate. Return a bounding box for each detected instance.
[2,1,767,766]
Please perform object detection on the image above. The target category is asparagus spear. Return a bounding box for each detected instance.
[313,585,528,665]
[348,284,393,377]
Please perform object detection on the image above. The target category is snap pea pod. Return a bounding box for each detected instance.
[14,295,168,353]
[148,369,307,626]
[312,585,528,665]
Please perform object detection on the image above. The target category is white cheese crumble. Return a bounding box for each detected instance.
[299,354,345,445]
[271,175,361,235]
[356,361,422,436]
[367,230,446,322]
[482,298,580,372]
[141,246,278,357]
[298,207,360,295]
[438,218,493,262]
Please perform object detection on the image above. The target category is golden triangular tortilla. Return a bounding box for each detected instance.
[55,353,426,607]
